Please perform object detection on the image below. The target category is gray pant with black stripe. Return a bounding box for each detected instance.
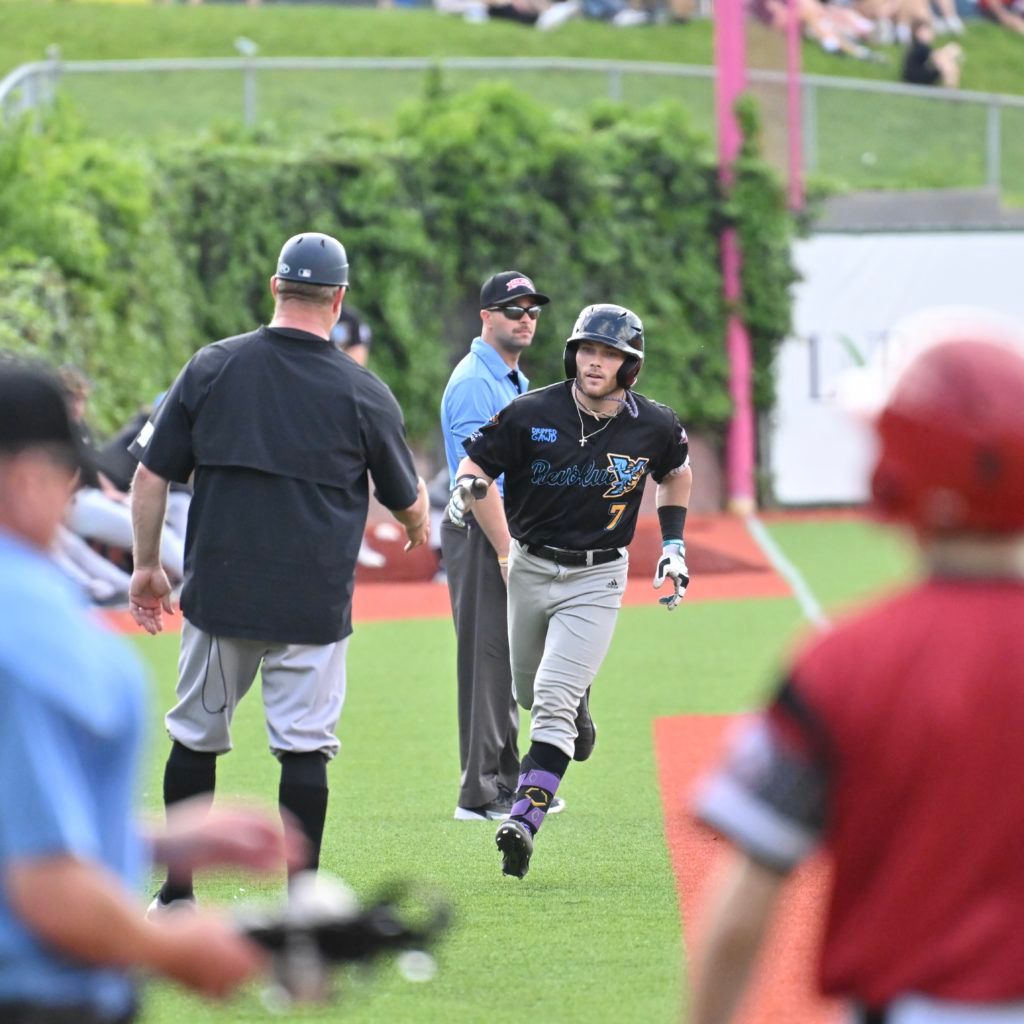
[442,517,520,808]
[507,540,628,759]
[167,619,349,759]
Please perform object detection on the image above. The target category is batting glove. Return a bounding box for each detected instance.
[446,476,488,529]
[653,541,689,610]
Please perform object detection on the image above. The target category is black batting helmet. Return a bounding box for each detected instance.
[275,232,349,288]
[563,304,645,389]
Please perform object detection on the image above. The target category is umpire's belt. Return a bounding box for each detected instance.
[525,544,622,567]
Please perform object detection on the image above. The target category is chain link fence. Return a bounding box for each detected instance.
[2,53,1023,199]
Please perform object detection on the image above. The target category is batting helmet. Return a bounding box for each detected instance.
[563,304,645,389]
[275,233,349,288]
[872,337,1024,534]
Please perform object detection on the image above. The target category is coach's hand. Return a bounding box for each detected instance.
[653,541,689,610]
[446,476,489,528]
[129,566,175,635]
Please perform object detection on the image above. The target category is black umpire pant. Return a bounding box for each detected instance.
[441,514,520,809]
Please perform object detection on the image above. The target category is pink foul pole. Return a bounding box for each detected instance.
[714,0,756,514]
[786,0,805,210]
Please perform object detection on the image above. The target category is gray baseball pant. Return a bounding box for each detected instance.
[167,619,348,759]
[442,517,520,808]
[507,540,628,759]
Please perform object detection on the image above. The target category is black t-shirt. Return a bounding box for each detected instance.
[465,380,688,550]
[902,40,941,85]
[130,326,419,645]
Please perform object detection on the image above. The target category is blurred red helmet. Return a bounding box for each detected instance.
[872,337,1024,533]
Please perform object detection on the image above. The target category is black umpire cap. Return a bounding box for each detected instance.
[0,361,83,469]
[276,232,349,288]
[480,271,550,309]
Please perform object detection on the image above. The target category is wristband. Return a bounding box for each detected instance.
[497,556,509,566]
[657,505,687,544]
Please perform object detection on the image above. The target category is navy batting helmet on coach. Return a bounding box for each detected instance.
[275,232,349,287]
[563,303,645,389]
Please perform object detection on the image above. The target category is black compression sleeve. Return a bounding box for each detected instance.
[658,505,687,543]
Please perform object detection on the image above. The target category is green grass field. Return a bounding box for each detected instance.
[128,514,914,1024]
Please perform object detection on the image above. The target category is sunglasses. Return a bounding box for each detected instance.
[489,305,542,321]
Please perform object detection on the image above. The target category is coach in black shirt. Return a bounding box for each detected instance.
[129,232,428,912]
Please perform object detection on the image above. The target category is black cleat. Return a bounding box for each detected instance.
[495,819,534,879]
[573,687,596,762]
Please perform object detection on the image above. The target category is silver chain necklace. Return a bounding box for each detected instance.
[573,384,619,447]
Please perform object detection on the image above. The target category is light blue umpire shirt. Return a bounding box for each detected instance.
[440,336,529,497]
[0,529,148,1019]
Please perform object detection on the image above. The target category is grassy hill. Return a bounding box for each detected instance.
[1,1,1022,97]
[1,3,1021,196]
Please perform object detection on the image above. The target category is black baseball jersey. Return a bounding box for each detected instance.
[130,325,419,645]
[465,380,688,550]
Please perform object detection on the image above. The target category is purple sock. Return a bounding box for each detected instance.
[510,769,561,835]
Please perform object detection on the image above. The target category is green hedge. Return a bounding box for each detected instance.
[0,81,798,444]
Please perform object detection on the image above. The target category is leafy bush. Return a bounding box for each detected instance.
[0,81,797,447]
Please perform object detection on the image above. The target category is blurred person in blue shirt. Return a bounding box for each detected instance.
[0,361,304,1024]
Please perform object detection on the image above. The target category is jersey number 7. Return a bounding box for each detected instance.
[606,503,626,530]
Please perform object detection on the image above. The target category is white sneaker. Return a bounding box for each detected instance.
[146,893,198,919]
[536,0,581,30]
[611,7,651,25]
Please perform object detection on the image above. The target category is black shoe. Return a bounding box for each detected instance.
[454,791,513,821]
[495,819,534,879]
[146,892,198,919]
[573,687,596,762]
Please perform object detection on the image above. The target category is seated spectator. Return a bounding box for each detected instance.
[58,366,186,583]
[434,0,550,25]
[536,0,655,28]
[929,0,965,35]
[766,0,886,61]
[976,0,1024,33]
[901,18,963,86]
[95,394,193,547]
[52,524,132,606]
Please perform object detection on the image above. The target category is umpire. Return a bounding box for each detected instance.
[440,271,565,822]
[129,231,429,912]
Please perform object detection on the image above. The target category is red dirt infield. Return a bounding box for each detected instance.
[656,714,840,1024]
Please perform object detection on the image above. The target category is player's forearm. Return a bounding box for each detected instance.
[8,854,167,970]
[391,476,429,530]
[689,853,783,1024]
[130,463,170,568]
[469,486,512,559]
[451,458,507,554]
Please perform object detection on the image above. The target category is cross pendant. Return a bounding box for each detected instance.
[579,438,587,447]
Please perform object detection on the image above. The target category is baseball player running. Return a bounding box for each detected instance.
[448,303,692,878]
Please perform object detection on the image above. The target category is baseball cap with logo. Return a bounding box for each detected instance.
[479,271,550,309]
[0,362,83,469]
